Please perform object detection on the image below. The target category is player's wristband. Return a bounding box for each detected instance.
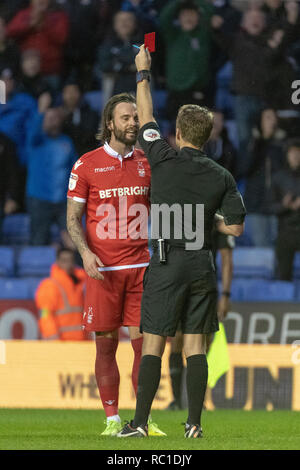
[222,291,231,298]
[136,70,151,84]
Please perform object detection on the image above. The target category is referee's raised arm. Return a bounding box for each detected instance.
[134,45,175,168]
[135,45,154,127]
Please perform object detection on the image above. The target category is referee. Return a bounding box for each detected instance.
[118,46,246,438]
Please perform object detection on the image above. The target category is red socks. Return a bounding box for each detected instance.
[95,336,120,417]
[131,337,143,396]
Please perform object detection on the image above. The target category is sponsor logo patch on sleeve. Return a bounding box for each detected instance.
[143,128,161,142]
[69,173,78,191]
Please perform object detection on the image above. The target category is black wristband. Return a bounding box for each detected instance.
[136,70,151,83]
[222,291,231,297]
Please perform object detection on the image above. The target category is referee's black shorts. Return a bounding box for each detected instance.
[140,246,219,337]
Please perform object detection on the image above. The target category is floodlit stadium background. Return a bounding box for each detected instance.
[0,0,300,412]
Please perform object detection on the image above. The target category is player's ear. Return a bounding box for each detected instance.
[176,127,181,141]
[107,120,113,131]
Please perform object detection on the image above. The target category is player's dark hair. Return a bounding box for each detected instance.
[176,105,213,149]
[96,93,136,143]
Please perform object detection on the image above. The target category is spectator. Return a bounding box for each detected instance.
[6,0,69,93]
[211,6,299,176]
[94,11,143,95]
[121,0,158,31]
[0,15,20,75]
[61,81,99,156]
[36,248,86,340]
[204,110,237,177]
[0,133,21,238]
[244,108,285,247]
[18,49,49,98]
[159,0,214,123]
[271,139,300,280]
[26,93,77,246]
[0,67,37,166]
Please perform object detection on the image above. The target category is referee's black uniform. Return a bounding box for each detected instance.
[139,122,246,338]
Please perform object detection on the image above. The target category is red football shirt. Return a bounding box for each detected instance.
[67,143,151,269]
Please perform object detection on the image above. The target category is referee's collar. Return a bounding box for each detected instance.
[181,147,207,158]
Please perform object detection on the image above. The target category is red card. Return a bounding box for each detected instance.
[144,32,156,52]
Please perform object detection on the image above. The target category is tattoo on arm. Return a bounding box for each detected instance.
[67,198,89,257]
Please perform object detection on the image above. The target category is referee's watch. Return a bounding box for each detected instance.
[136,70,151,84]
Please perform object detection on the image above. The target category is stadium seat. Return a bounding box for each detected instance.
[2,214,30,245]
[0,247,15,277]
[228,279,295,302]
[26,278,44,299]
[17,247,56,277]
[0,278,30,299]
[232,248,275,279]
[293,252,300,279]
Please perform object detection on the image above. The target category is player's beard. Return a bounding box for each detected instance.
[112,124,138,146]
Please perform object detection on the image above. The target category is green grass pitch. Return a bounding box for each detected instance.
[0,409,299,450]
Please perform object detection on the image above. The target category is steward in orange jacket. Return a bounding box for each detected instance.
[35,248,86,340]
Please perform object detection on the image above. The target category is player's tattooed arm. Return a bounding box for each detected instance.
[67,199,104,280]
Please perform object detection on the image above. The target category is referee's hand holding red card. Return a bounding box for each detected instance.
[135,44,152,72]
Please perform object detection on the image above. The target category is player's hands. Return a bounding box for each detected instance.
[135,44,151,72]
[82,250,105,280]
[217,295,230,322]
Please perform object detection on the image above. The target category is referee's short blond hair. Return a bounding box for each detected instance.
[176,105,213,149]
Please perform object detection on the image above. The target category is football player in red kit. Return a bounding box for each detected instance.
[67,93,165,436]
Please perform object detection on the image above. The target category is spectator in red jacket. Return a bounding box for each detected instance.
[6,0,69,93]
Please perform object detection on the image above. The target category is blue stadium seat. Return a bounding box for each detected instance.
[293,252,300,279]
[232,248,275,279]
[2,214,30,245]
[0,279,30,299]
[26,277,43,299]
[17,247,56,277]
[0,247,15,277]
[227,279,295,302]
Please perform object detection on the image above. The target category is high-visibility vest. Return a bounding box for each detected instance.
[36,264,86,341]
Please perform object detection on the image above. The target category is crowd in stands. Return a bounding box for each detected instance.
[0,0,300,282]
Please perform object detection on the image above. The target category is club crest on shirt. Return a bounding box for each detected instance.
[137,161,145,177]
[143,128,160,142]
[69,173,78,191]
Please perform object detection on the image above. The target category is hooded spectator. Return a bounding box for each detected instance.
[160,0,214,122]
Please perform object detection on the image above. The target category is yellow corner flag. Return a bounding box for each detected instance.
[207,323,230,388]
